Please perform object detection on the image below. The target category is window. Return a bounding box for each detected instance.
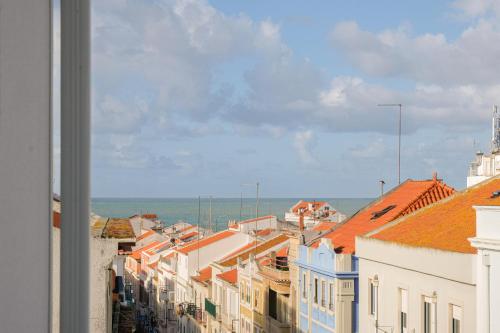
[314,277,318,304]
[246,285,251,304]
[241,282,245,301]
[302,272,307,298]
[450,304,462,333]
[329,282,334,311]
[321,280,326,307]
[371,205,396,220]
[423,296,436,333]
[369,279,378,316]
[254,289,259,308]
[399,289,408,333]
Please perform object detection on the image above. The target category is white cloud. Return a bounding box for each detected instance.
[293,130,318,166]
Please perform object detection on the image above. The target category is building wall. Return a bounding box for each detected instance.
[357,238,476,333]
[471,206,500,333]
[0,0,52,331]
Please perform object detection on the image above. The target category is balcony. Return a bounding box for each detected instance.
[205,298,220,321]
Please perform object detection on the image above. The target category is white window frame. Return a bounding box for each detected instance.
[450,304,462,333]
[328,281,335,313]
[369,277,379,317]
[302,271,308,300]
[313,276,319,306]
[320,279,327,309]
[399,288,408,333]
[423,295,437,333]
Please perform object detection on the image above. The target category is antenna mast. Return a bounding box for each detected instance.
[492,105,500,152]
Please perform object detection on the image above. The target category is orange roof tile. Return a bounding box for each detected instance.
[179,231,198,241]
[130,241,161,260]
[218,234,289,267]
[53,211,61,228]
[291,201,327,213]
[217,269,238,285]
[178,225,196,233]
[177,230,236,254]
[312,221,336,232]
[256,228,274,236]
[148,261,158,269]
[137,229,156,241]
[219,241,259,261]
[370,177,500,254]
[142,214,158,219]
[238,215,275,225]
[312,178,455,254]
[192,266,212,283]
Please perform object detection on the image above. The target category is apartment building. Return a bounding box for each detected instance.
[295,176,455,333]
[357,177,500,333]
[285,201,346,228]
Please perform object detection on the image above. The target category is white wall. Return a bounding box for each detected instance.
[470,206,500,333]
[357,238,476,333]
[0,0,52,332]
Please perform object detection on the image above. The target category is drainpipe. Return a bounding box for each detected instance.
[483,253,491,333]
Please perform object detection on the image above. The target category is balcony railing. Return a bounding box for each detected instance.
[205,298,220,320]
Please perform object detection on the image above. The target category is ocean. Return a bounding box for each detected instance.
[91,197,372,231]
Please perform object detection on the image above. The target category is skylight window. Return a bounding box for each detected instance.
[491,191,500,198]
[371,205,396,220]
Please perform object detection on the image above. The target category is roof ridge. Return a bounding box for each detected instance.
[363,176,500,240]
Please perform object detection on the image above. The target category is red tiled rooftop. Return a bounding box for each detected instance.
[276,246,289,257]
[312,221,336,232]
[238,215,276,225]
[142,214,158,219]
[370,177,500,254]
[53,211,61,228]
[177,230,236,254]
[291,201,327,213]
[256,228,274,236]
[178,225,196,233]
[192,266,212,283]
[137,229,156,241]
[219,234,289,267]
[130,241,161,260]
[312,178,455,254]
[217,268,238,285]
[219,241,259,261]
[179,231,198,241]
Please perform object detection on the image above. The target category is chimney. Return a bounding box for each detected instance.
[432,171,438,182]
[299,209,305,232]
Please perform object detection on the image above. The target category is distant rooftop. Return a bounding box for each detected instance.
[91,217,135,239]
[177,230,236,254]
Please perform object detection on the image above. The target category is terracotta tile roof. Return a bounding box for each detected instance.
[291,200,327,213]
[219,241,259,261]
[312,221,336,232]
[53,211,61,228]
[142,214,158,219]
[312,178,455,254]
[238,215,276,225]
[137,229,156,241]
[177,230,236,254]
[219,234,289,267]
[130,241,161,260]
[276,246,289,257]
[256,228,274,236]
[370,177,500,254]
[179,231,198,241]
[148,261,158,269]
[192,266,212,283]
[145,240,171,255]
[217,268,238,285]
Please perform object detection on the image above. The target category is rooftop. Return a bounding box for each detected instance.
[91,217,135,239]
[136,229,156,241]
[370,177,500,254]
[312,177,455,254]
[219,234,289,267]
[217,268,238,285]
[177,230,236,254]
[192,266,212,284]
[236,215,276,225]
[291,200,327,213]
[130,241,161,260]
[179,231,198,241]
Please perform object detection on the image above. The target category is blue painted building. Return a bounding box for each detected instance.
[295,238,358,333]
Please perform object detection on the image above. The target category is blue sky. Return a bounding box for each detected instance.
[53,0,500,197]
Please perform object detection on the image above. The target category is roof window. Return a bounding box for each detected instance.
[371,205,396,220]
[491,191,500,198]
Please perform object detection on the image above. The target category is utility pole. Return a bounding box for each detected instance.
[378,103,402,184]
